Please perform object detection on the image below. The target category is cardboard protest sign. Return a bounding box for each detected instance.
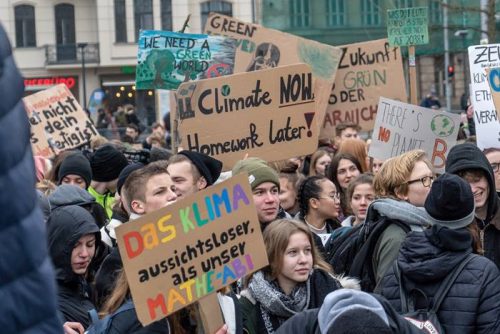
[23,84,98,158]
[174,64,317,170]
[136,30,237,90]
[486,68,500,121]
[322,39,406,136]
[116,173,268,326]
[387,7,429,47]
[204,14,341,138]
[369,97,460,172]
[468,45,500,149]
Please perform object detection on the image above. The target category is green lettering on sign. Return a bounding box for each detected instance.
[387,7,429,47]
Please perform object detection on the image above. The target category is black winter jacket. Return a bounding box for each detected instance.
[0,23,62,333]
[379,225,500,334]
[446,143,500,268]
[47,205,100,328]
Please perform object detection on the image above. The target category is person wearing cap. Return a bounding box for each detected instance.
[88,145,129,218]
[167,151,222,198]
[57,152,92,190]
[232,157,282,229]
[446,143,500,267]
[379,173,500,334]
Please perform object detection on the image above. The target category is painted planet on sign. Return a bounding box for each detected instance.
[431,114,455,137]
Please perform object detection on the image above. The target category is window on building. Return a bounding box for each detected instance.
[134,0,154,41]
[361,0,380,26]
[430,1,442,24]
[326,0,345,27]
[15,5,36,47]
[290,0,310,28]
[395,0,414,8]
[115,0,127,42]
[161,0,173,31]
[200,1,233,30]
[55,3,76,61]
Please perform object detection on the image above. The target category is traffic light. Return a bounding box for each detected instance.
[448,65,455,78]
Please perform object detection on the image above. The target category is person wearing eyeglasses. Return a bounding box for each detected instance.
[355,150,434,290]
[483,147,500,198]
[446,143,500,268]
[296,175,342,256]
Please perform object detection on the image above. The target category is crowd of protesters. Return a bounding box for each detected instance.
[2,23,500,334]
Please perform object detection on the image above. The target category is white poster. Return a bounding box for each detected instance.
[369,97,460,172]
[468,44,500,149]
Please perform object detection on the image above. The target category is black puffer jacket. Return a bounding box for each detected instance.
[47,205,100,328]
[446,143,500,267]
[0,23,62,333]
[379,225,500,334]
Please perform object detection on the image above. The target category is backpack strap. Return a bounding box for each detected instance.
[394,253,475,314]
[393,261,410,313]
[430,253,475,312]
[88,308,100,325]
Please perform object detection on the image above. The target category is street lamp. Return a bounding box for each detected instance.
[77,43,88,109]
[454,30,469,97]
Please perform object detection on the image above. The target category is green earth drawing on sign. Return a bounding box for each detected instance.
[297,41,339,80]
[136,49,183,90]
[431,114,455,137]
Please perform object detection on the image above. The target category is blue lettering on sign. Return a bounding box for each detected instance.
[489,68,500,92]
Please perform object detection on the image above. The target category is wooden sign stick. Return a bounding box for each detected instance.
[408,45,418,105]
[198,293,225,334]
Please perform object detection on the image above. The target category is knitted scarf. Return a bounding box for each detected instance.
[248,271,310,333]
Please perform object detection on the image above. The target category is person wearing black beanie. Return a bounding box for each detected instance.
[88,145,129,218]
[378,173,500,334]
[167,151,223,198]
[57,152,92,189]
[446,143,500,268]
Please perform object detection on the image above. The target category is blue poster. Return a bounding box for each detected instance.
[136,30,236,90]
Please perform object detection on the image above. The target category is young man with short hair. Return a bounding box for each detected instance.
[125,123,140,143]
[335,122,361,148]
[167,151,222,198]
[232,157,281,229]
[446,143,500,268]
[122,161,177,217]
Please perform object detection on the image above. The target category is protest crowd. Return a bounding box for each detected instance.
[2,10,500,334]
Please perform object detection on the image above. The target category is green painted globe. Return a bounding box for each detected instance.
[431,114,455,137]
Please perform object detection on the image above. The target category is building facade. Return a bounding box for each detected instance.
[260,0,500,111]
[1,0,254,124]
